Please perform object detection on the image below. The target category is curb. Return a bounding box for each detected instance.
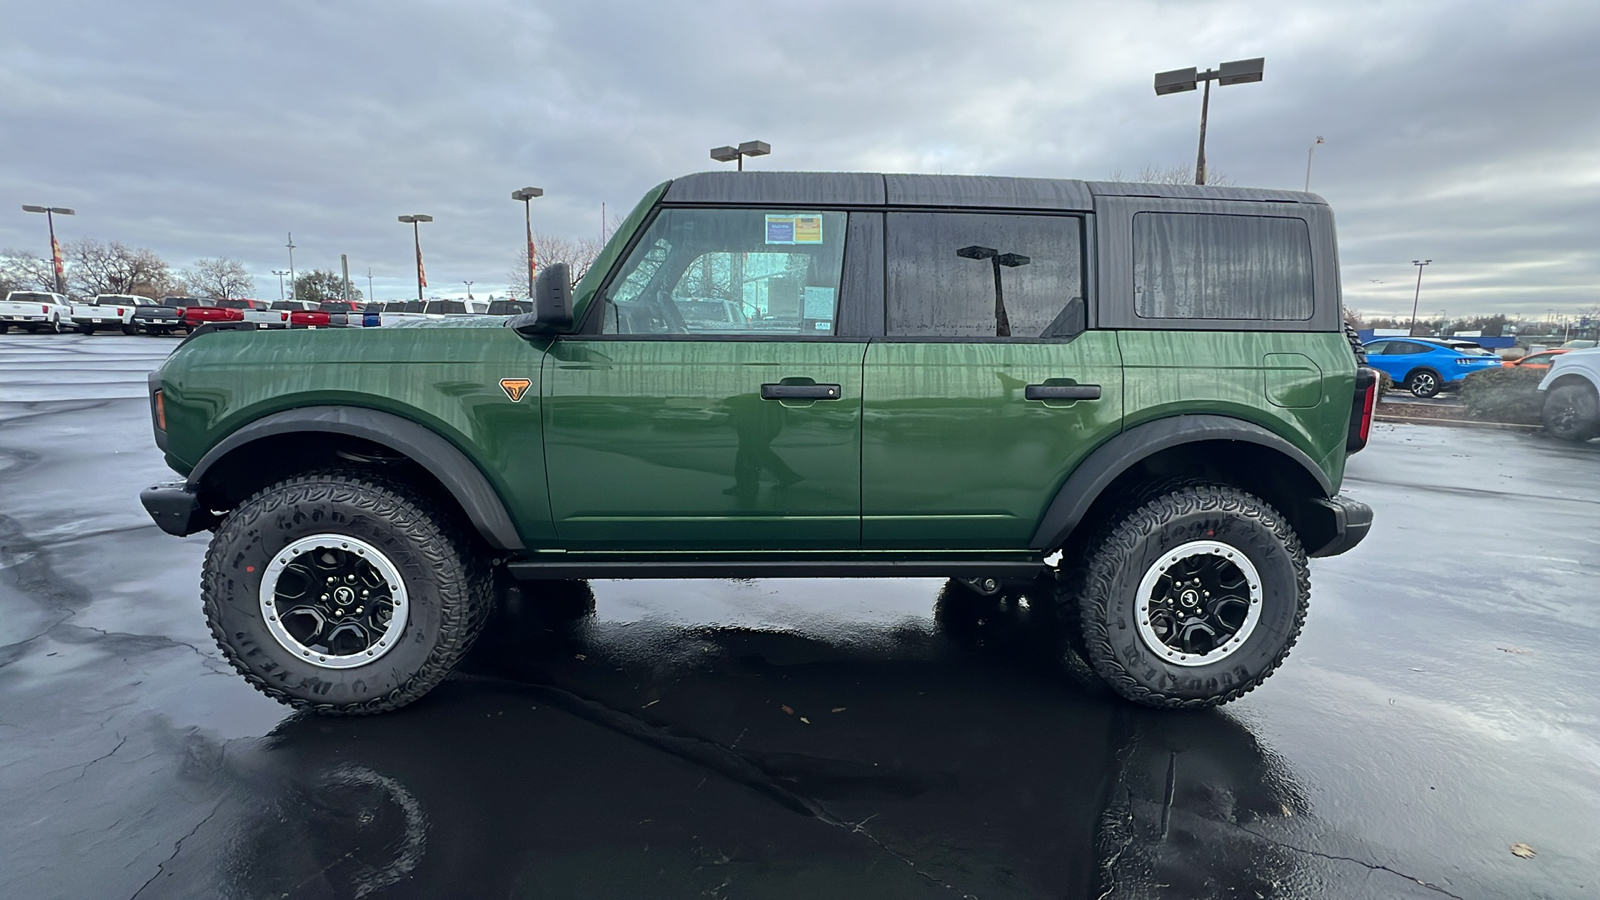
[1374,414,1542,433]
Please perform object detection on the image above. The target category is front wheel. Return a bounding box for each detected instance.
[1407,368,1442,398]
[1069,484,1309,708]
[202,470,491,715]
[1542,383,1600,442]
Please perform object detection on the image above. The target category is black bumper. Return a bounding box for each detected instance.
[1305,495,1373,558]
[140,482,218,536]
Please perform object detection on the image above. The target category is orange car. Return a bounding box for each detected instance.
[1503,348,1570,369]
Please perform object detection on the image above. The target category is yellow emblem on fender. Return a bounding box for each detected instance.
[499,378,532,402]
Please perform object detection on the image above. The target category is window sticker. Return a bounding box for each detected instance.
[793,215,823,244]
[803,286,836,319]
[765,214,824,245]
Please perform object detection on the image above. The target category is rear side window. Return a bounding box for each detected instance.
[886,213,1084,338]
[1133,212,1313,321]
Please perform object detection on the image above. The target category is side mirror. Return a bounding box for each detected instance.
[509,263,573,338]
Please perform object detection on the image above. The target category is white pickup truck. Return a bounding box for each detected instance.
[69,294,142,334]
[0,291,71,333]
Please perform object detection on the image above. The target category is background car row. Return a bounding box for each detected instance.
[0,290,519,335]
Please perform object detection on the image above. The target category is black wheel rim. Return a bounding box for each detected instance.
[1135,540,1262,666]
[260,534,408,668]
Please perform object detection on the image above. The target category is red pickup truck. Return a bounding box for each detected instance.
[181,298,290,329]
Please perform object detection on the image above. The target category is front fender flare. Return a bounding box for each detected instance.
[188,405,525,550]
[1029,414,1333,552]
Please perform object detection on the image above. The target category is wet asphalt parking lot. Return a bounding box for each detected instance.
[2,333,1597,900]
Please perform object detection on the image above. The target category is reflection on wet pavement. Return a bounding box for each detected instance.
[2,336,1597,899]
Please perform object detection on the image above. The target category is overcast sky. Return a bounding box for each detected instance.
[3,0,1597,318]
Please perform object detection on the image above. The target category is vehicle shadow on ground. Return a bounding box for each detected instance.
[134,581,1318,899]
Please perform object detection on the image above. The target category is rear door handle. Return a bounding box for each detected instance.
[1024,384,1101,401]
[761,383,842,401]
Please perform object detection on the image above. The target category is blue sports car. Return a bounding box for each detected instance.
[1362,338,1504,398]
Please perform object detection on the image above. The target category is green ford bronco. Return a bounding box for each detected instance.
[141,172,1377,714]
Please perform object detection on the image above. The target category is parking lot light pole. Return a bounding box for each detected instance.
[710,140,771,171]
[511,187,543,299]
[1408,259,1432,336]
[271,269,290,301]
[462,280,473,300]
[286,233,296,301]
[21,205,75,294]
[1154,58,1264,185]
[1305,135,1325,192]
[397,215,433,302]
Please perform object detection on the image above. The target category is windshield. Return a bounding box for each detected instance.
[423,301,467,314]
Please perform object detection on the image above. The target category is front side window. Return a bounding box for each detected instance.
[886,213,1084,339]
[600,208,847,336]
[1133,212,1314,321]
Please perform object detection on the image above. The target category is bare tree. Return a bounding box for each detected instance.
[506,233,607,295]
[182,257,254,300]
[0,249,58,294]
[64,239,176,299]
[1107,164,1235,186]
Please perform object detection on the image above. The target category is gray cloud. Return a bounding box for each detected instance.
[2,0,1596,317]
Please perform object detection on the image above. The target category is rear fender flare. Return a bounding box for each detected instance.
[1029,414,1333,552]
[188,405,525,550]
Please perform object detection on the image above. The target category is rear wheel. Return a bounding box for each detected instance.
[1407,368,1442,398]
[0,323,8,334]
[1068,484,1309,708]
[1542,383,1600,442]
[202,470,492,715]
[23,324,38,334]
[49,317,65,334]
[121,323,139,335]
[76,324,94,335]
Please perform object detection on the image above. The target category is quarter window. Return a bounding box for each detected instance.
[1133,213,1314,321]
[886,213,1084,338]
[600,208,847,336]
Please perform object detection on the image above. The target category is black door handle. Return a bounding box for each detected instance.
[1025,384,1101,401]
[761,383,842,401]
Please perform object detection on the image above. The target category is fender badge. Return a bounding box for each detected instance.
[499,378,532,402]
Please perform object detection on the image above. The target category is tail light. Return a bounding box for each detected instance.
[41,305,49,313]
[1347,367,1378,453]
[219,308,245,322]
[116,307,126,316]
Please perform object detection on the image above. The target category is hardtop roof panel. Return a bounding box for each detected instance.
[1085,181,1326,205]
[884,174,1093,210]
[663,172,886,205]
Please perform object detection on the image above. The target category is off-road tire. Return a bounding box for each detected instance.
[1407,368,1442,398]
[1072,484,1309,709]
[1542,383,1600,442]
[202,470,492,715]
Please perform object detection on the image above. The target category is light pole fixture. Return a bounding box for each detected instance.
[462,280,474,300]
[22,204,75,294]
[1154,57,1264,185]
[957,245,1031,337]
[1304,135,1325,192]
[511,186,543,299]
[397,215,433,302]
[710,140,771,172]
[271,269,291,302]
[286,233,297,302]
[1408,259,1432,336]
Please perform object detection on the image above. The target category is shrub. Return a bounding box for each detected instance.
[1376,370,1394,399]
[1459,366,1544,424]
